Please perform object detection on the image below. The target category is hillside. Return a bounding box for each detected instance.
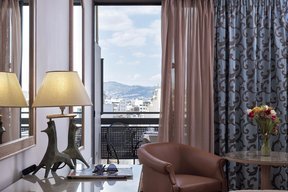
[104,81,157,100]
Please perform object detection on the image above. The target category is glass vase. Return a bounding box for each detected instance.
[261,134,271,156]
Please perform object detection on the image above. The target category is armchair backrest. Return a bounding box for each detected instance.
[140,142,183,171]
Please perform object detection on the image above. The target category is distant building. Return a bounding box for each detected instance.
[147,88,161,112]
[103,87,161,116]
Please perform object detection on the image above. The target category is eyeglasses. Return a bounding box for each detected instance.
[93,164,118,175]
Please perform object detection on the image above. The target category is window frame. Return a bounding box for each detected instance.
[96,2,162,115]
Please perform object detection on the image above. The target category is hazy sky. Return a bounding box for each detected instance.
[98,6,161,87]
[22,7,30,95]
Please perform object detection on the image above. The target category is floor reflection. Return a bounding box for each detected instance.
[23,171,80,192]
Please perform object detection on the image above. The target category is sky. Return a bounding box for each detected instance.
[98,6,161,87]
[22,6,30,95]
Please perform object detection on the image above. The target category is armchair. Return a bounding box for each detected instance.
[137,142,227,192]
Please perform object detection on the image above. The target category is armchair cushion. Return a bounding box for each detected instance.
[175,174,222,192]
[137,142,227,192]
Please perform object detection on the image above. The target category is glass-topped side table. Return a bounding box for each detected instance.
[225,151,288,189]
[2,164,143,192]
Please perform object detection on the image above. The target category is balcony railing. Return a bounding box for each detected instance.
[101,113,159,161]
[21,111,159,162]
[20,109,29,137]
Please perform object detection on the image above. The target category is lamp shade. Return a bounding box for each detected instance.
[32,71,92,107]
[0,72,28,107]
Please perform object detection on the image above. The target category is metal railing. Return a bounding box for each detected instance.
[101,114,159,161]
[21,111,159,161]
[20,109,29,137]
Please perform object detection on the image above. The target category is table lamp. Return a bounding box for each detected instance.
[32,71,92,177]
[0,72,28,144]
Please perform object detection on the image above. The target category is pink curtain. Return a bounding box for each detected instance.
[0,0,22,142]
[159,0,215,152]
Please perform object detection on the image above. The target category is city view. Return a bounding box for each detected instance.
[103,81,161,116]
[98,5,161,117]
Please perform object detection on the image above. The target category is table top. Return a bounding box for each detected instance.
[225,151,288,166]
[2,164,142,192]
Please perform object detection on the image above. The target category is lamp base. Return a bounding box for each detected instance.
[33,120,74,178]
[52,118,89,170]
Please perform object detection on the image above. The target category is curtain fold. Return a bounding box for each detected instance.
[214,0,288,189]
[0,0,22,142]
[159,0,215,152]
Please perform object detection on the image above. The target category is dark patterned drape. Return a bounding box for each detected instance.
[214,0,288,190]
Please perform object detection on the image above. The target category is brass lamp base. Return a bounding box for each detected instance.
[33,120,74,178]
[46,113,77,119]
[52,118,89,170]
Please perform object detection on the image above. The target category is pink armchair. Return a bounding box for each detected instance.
[137,142,227,192]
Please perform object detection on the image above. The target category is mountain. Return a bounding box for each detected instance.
[104,81,157,100]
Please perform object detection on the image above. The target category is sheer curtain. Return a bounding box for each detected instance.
[159,0,215,152]
[214,0,288,189]
[0,0,22,142]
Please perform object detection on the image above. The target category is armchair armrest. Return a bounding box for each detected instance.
[138,147,176,185]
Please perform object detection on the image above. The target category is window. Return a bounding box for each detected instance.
[98,6,161,116]
[20,3,30,137]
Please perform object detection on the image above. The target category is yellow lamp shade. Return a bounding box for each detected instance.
[32,71,92,107]
[0,72,28,107]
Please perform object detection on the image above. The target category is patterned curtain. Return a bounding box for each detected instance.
[214,0,288,190]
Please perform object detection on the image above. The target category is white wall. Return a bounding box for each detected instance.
[0,0,94,189]
[94,44,102,163]
[82,0,94,164]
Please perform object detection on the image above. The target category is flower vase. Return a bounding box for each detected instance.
[261,134,271,156]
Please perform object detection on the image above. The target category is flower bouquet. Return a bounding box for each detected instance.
[247,105,280,156]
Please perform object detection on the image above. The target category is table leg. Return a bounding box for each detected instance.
[261,165,271,189]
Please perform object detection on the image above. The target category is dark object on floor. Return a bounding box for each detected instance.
[22,164,37,175]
